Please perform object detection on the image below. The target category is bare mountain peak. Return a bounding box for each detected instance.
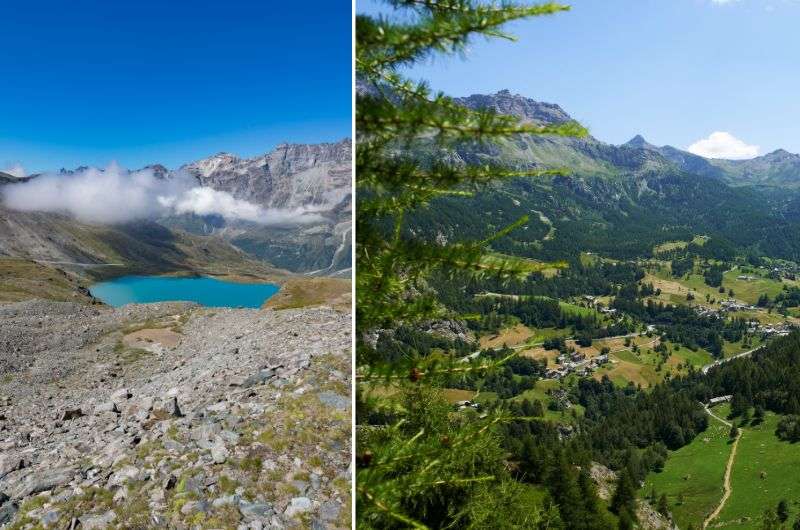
[454,89,573,125]
[762,148,799,160]
[181,139,352,212]
[625,134,655,149]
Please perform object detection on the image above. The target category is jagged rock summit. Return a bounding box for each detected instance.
[454,89,573,126]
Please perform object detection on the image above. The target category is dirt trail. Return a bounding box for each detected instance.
[703,405,741,529]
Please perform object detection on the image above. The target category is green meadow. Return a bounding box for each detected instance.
[716,412,800,528]
[642,407,732,529]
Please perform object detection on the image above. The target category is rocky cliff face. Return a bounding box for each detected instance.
[174,139,352,274]
[183,141,351,212]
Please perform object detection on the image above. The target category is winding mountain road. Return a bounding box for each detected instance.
[34,260,124,268]
[701,347,759,374]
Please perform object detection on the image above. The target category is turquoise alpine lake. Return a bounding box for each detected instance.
[90,276,279,308]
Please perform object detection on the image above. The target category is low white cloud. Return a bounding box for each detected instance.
[686,131,759,159]
[2,164,26,179]
[2,164,321,226]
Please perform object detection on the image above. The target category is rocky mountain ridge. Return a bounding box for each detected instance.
[182,141,351,211]
[453,89,800,188]
[2,139,352,275]
[177,140,352,273]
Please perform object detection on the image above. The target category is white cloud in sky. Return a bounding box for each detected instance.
[686,131,759,159]
[2,164,322,226]
[2,164,26,178]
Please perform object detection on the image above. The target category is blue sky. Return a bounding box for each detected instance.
[360,0,800,159]
[1,1,352,174]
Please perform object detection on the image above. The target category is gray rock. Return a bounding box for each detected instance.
[107,465,140,488]
[291,480,309,495]
[153,396,182,418]
[318,500,340,521]
[79,510,117,530]
[284,496,313,518]
[10,467,75,499]
[94,401,118,414]
[180,500,208,515]
[180,475,205,496]
[40,509,61,527]
[240,368,277,388]
[110,388,131,403]
[211,441,229,464]
[192,422,221,447]
[212,494,240,508]
[317,391,348,411]
[239,501,274,521]
[162,438,186,453]
[0,501,18,525]
[61,408,84,421]
[0,454,26,480]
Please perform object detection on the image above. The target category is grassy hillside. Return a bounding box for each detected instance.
[717,412,800,528]
[642,406,732,529]
[263,277,351,311]
[0,258,95,303]
[0,207,285,275]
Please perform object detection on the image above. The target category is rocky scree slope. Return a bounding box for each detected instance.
[0,300,351,529]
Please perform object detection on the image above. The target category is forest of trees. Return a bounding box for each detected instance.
[675,331,800,416]
[355,1,800,528]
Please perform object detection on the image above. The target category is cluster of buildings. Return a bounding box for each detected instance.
[545,351,609,380]
[757,323,792,337]
[720,298,756,312]
[694,298,757,317]
[742,319,791,337]
[582,295,618,315]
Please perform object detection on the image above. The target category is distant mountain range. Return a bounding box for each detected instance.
[623,134,800,188]
[387,88,800,262]
[455,89,800,189]
[0,139,352,281]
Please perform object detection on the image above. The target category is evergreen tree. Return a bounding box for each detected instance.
[657,493,670,518]
[355,1,586,527]
[617,509,635,530]
[777,499,790,523]
[729,425,739,440]
[610,468,637,521]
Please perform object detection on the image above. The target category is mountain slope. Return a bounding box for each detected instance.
[403,90,800,262]
[621,134,800,188]
[4,139,352,276]
[0,197,283,294]
[170,139,352,273]
[709,149,800,188]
